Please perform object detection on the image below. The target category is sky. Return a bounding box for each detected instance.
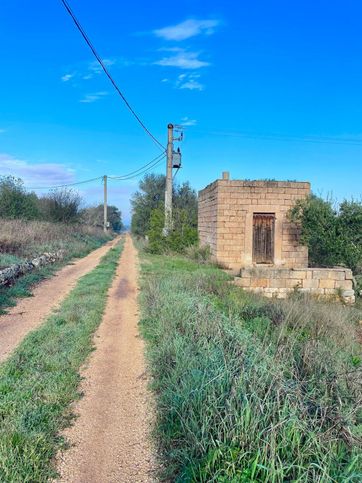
[1,0,362,224]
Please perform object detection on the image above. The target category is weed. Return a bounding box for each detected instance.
[0,241,123,481]
[139,251,362,482]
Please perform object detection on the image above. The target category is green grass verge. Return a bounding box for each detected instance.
[0,240,123,482]
[0,234,112,314]
[139,251,362,482]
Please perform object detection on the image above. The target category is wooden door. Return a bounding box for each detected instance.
[253,213,275,264]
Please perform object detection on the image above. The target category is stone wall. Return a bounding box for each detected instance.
[198,178,310,271]
[0,251,64,287]
[198,181,219,256]
[234,267,355,304]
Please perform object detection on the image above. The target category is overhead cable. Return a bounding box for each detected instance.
[59,0,165,151]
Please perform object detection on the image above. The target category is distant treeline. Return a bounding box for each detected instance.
[0,175,123,232]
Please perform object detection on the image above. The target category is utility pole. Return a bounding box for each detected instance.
[103,175,108,233]
[164,123,174,235]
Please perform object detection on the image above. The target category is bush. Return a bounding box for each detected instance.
[185,244,211,263]
[39,188,82,223]
[289,195,362,274]
[0,176,39,220]
[146,208,198,254]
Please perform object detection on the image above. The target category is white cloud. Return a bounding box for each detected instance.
[176,73,204,91]
[179,80,204,91]
[89,58,115,75]
[79,91,108,103]
[0,154,75,186]
[61,73,74,82]
[180,117,197,126]
[155,50,210,69]
[154,19,220,41]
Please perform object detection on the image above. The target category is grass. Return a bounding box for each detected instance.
[0,218,112,260]
[139,251,362,482]
[0,239,123,482]
[0,219,113,314]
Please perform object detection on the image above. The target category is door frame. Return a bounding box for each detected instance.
[252,213,275,264]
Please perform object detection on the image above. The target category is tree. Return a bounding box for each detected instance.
[131,174,198,239]
[0,176,39,220]
[81,204,123,232]
[132,173,198,254]
[289,195,362,273]
[131,174,165,236]
[39,188,82,223]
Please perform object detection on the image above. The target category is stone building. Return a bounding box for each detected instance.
[198,173,355,303]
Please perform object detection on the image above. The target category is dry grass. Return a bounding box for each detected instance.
[0,219,110,260]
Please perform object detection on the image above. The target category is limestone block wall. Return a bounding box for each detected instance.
[234,267,355,304]
[198,181,218,255]
[198,179,310,271]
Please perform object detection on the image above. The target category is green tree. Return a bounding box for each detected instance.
[131,174,165,236]
[147,208,167,253]
[80,204,123,232]
[0,176,39,220]
[289,195,362,273]
[131,174,198,239]
[338,200,362,272]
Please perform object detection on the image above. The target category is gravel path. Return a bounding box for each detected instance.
[57,234,156,482]
[0,237,119,364]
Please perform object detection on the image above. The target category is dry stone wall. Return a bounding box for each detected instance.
[234,267,355,304]
[0,251,64,287]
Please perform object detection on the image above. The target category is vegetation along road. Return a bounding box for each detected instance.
[0,237,119,364]
[57,234,156,482]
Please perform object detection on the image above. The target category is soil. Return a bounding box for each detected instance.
[0,237,119,364]
[57,234,156,482]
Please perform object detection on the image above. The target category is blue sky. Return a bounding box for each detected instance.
[1,0,361,223]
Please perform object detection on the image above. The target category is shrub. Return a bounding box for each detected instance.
[289,195,362,274]
[146,208,198,254]
[0,176,39,220]
[39,188,82,223]
[185,244,211,263]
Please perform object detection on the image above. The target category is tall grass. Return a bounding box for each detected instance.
[140,254,362,482]
[0,218,111,260]
[0,219,113,313]
[0,241,123,481]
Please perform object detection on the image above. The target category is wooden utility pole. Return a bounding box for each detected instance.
[103,175,108,233]
[164,123,174,235]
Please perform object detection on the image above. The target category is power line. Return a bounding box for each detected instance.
[110,154,166,181]
[109,153,165,180]
[25,153,166,190]
[26,176,103,191]
[59,0,165,151]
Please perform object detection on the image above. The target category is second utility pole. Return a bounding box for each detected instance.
[103,175,108,233]
[164,123,173,235]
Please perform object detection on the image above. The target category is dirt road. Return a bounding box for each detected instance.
[0,238,119,364]
[57,234,156,482]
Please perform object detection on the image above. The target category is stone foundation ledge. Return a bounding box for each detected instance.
[234,267,355,304]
